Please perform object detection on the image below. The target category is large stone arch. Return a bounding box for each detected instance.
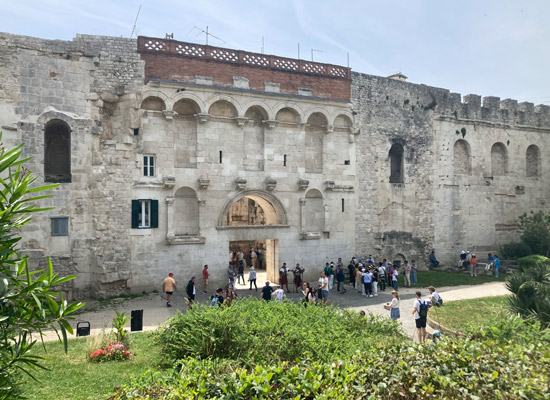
[303,107,331,126]
[141,89,170,109]
[205,94,242,116]
[218,190,288,227]
[172,97,202,116]
[242,100,274,120]
[273,103,305,123]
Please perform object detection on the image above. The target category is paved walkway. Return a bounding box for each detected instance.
[41,281,508,343]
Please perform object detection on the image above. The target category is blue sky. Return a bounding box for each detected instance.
[1,0,549,104]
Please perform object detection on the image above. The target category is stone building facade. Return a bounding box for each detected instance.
[0,32,548,298]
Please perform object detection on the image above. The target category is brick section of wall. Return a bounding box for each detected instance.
[138,36,351,101]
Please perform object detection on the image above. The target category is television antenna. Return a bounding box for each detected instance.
[193,26,226,46]
[311,48,323,61]
[130,4,142,38]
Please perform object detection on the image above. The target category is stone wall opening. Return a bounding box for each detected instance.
[389,143,404,183]
[209,100,237,118]
[173,98,199,116]
[305,113,326,173]
[140,96,166,111]
[44,119,71,182]
[453,139,472,175]
[174,187,199,235]
[491,142,508,176]
[304,189,325,232]
[243,106,266,171]
[526,144,541,178]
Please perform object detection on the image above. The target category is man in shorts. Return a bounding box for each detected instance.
[318,271,329,306]
[412,290,428,343]
[162,272,176,307]
[202,265,209,294]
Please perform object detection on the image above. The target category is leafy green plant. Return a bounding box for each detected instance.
[155,298,403,367]
[0,133,83,399]
[112,311,131,344]
[518,211,550,256]
[517,254,550,272]
[500,242,532,260]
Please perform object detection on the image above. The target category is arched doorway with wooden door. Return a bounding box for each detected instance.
[218,190,289,287]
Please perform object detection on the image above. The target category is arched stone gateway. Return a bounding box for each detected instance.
[218,191,289,284]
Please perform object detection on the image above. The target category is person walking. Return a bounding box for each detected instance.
[412,291,428,343]
[185,276,196,309]
[273,285,285,302]
[225,285,236,306]
[384,290,400,320]
[411,260,418,285]
[260,281,274,301]
[318,271,329,306]
[293,263,304,293]
[248,266,257,291]
[301,282,316,305]
[202,265,209,294]
[162,272,176,307]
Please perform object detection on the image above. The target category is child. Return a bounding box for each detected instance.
[384,290,400,320]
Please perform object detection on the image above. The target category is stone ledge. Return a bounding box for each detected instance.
[300,231,321,240]
[166,235,205,245]
[216,224,290,231]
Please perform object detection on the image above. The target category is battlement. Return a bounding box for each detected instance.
[137,36,351,101]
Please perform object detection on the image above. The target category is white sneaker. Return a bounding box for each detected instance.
[369,295,374,297]
[374,294,378,296]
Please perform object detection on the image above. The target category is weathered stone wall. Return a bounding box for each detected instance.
[351,71,550,266]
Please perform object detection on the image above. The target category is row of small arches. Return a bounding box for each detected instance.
[454,140,541,177]
[141,95,353,128]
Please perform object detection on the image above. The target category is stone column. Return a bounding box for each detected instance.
[165,196,175,239]
[198,199,206,235]
[299,198,306,232]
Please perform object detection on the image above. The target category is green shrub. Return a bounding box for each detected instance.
[500,242,532,260]
[517,254,550,271]
[155,298,403,366]
[113,318,550,400]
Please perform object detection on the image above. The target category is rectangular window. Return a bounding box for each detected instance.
[342,199,345,212]
[51,216,69,236]
[132,199,158,229]
[143,155,155,176]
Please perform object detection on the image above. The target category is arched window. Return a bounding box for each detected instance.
[44,119,71,182]
[491,142,508,176]
[389,143,404,183]
[453,139,472,175]
[243,106,267,171]
[526,144,541,178]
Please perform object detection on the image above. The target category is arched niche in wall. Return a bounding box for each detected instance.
[275,107,300,124]
[304,189,325,232]
[389,143,404,183]
[173,99,199,168]
[491,142,508,176]
[453,139,472,175]
[173,98,200,116]
[243,106,268,171]
[526,144,541,178]
[140,96,166,111]
[174,187,199,236]
[209,100,237,118]
[334,114,352,130]
[305,113,327,174]
[44,119,71,182]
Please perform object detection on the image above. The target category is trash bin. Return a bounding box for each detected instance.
[76,321,90,337]
[131,309,143,331]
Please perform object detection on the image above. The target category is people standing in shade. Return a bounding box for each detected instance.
[336,263,346,293]
[250,248,258,269]
[318,271,329,306]
[279,263,290,293]
[185,276,196,309]
[348,259,356,287]
[362,268,373,297]
[248,266,257,291]
[237,262,245,285]
[260,281,274,301]
[273,285,285,302]
[403,261,411,288]
[371,266,379,296]
[392,265,399,291]
[494,255,500,278]
[412,291,428,343]
[411,260,418,285]
[386,262,393,288]
[470,254,478,277]
[325,262,335,290]
[202,265,209,294]
[256,248,263,269]
[386,290,400,320]
[162,272,176,307]
[429,250,440,268]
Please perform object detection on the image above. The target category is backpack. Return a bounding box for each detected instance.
[418,300,429,318]
[210,296,219,307]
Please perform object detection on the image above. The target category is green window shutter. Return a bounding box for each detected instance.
[151,199,159,228]
[131,200,140,228]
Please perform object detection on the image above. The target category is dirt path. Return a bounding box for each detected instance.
[40,281,508,342]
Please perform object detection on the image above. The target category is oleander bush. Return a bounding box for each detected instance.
[155,298,403,366]
[113,316,550,400]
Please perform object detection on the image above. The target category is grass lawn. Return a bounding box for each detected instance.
[413,270,507,288]
[21,332,162,400]
[428,295,509,331]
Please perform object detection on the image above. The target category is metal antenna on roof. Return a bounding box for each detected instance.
[130,4,142,38]
[311,48,323,62]
[193,26,226,46]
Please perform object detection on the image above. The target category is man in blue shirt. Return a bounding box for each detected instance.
[494,255,500,278]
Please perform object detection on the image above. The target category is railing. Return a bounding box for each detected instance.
[138,36,350,79]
